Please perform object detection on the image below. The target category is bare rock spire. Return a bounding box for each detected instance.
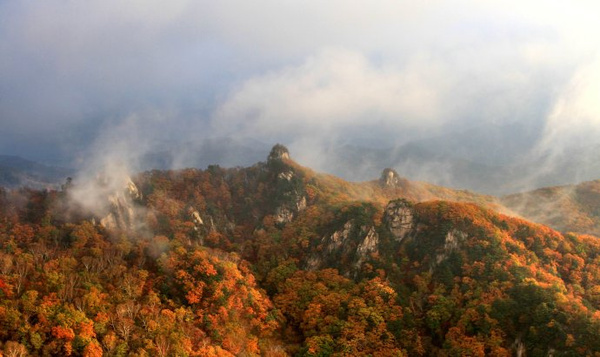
[268,144,290,162]
[380,168,400,187]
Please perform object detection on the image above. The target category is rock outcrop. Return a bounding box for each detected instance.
[325,221,354,254]
[379,168,401,188]
[190,209,204,227]
[355,226,379,268]
[185,207,206,244]
[435,229,466,262]
[384,199,414,242]
[268,144,307,224]
[268,143,290,162]
[306,220,380,276]
[273,167,307,224]
[99,178,143,231]
[275,206,295,224]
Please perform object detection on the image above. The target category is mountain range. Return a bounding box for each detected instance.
[6,122,600,196]
[1,144,600,355]
[0,155,73,189]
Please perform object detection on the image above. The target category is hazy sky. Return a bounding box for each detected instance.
[1,0,599,169]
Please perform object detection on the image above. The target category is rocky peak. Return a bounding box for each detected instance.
[268,144,290,162]
[380,168,400,188]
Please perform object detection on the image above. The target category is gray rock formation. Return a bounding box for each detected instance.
[278,171,294,181]
[268,144,290,162]
[190,209,204,227]
[306,220,380,275]
[431,229,467,271]
[380,168,401,188]
[355,226,379,268]
[384,199,414,242]
[274,195,307,224]
[326,220,354,253]
[270,149,307,224]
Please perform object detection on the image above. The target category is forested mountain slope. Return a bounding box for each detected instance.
[1,145,600,356]
[503,180,600,238]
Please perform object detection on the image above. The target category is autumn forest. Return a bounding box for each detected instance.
[2,145,600,356]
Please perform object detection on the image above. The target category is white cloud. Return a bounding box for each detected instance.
[211,49,447,138]
[537,55,600,155]
[209,39,565,146]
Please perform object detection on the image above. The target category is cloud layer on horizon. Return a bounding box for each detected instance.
[1,0,600,183]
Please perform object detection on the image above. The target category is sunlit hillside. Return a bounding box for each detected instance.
[503,180,600,238]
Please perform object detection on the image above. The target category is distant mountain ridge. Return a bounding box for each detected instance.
[0,155,73,189]
[503,179,600,237]
[297,123,600,195]
[5,120,600,196]
[134,123,600,195]
[3,139,600,239]
[140,137,271,171]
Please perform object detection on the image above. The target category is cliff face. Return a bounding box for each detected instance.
[304,200,416,277]
[267,145,307,225]
[385,199,414,242]
[273,170,307,224]
[306,219,380,276]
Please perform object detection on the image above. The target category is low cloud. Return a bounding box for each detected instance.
[2,0,600,194]
[518,54,600,188]
[212,49,447,141]
[539,55,600,154]
[208,43,569,186]
[68,114,157,218]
